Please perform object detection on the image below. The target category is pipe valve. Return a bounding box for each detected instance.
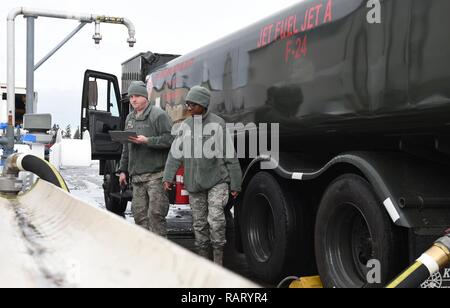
[92,21,102,44]
[127,36,136,48]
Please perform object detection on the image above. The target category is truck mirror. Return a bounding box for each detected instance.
[88,80,98,108]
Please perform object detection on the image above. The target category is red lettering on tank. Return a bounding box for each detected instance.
[285,34,308,63]
[155,59,195,81]
[295,35,308,60]
[287,16,294,38]
[301,1,331,32]
[266,24,274,44]
[285,40,293,63]
[324,0,333,23]
[256,0,331,63]
[274,21,283,41]
[308,7,316,29]
[257,24,275,48]
[280,20,286,39]
[293,15,300,34]
[301,5,322,31]
[257,28,263,48]
[314,4,323,26]
[263,27,269,46]
[301,9,308,31]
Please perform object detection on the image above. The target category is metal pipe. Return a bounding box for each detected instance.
[6,7,136,152]
[0,126,16,159]
[3,153,69,192]
[122,18,136,47]
[34,22,87,71]
[94,15,136,47]
[26,17,36,115]
[92,21,102,45]
[7,9,18,127]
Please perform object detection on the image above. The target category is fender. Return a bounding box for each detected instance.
[242,152,450,229]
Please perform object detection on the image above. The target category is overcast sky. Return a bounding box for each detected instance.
[1,0,298,130]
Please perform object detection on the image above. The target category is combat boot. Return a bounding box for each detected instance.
[213,248,223,266]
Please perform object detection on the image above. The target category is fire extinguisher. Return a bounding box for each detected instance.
[175,166,190,205]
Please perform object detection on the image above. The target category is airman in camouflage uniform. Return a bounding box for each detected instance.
[163,86,242,265]
[189,183,230,260]
[118,81,173,237]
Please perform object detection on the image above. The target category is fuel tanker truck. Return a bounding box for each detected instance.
[81,0,450,287]
[0,7,261,288]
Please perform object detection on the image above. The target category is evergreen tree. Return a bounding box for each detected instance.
[64,124,72,139]
[73,126,80,139]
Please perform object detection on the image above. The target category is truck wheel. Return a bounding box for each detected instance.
[315,174,406,288]
[103,161,128,218]
[241,172,313,283]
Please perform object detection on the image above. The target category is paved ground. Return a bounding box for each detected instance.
[59,163,265,285]
[60,163,193,234]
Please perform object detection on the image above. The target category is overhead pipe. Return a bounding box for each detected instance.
[6,7,136,133]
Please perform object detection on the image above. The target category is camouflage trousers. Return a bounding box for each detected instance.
[131,176,169,237]
[189,183,229,251]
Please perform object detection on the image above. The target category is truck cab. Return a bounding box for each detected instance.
[80,52,179,216]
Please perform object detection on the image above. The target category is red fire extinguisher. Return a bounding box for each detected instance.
[175,166,190,205]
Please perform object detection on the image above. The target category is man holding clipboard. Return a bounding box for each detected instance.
[117,81,174,237]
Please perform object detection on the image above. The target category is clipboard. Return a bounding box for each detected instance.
[109,131,138,143]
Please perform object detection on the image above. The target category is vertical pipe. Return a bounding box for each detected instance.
[6,7,136,160]
[7,15,16,127]
[26,17,35,115]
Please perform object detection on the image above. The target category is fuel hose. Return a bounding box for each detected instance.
[386,232,450,288]
[4,154,69,192]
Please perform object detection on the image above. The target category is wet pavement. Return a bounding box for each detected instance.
[60,163,264,286]
[60,163,194,234]
[170,213,263,285]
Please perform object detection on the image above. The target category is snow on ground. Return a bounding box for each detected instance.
[61,162,105,209]
[57,162,260,284]
[59,161,193,234]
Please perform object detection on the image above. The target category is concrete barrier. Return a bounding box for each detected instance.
[0,180,258,288]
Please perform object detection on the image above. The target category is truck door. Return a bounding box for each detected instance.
[81,70,123,160]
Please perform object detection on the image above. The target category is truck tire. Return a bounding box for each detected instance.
[103,160,128,218]
[315,174,406,288]
[241,172,313,283]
